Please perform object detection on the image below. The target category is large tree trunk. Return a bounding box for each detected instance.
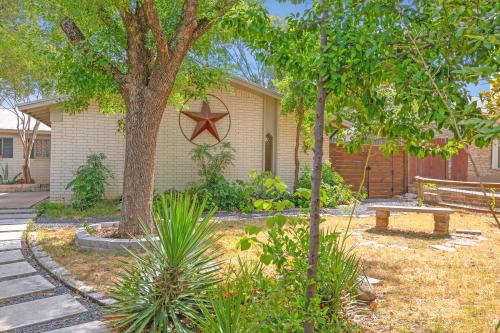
[293,100,305,191]
[119,99,164,236]
[304,6,327,333]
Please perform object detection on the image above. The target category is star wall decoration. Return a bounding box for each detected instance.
[181,101,229,142]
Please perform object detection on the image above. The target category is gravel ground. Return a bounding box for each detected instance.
[34,197,419,228]
[17,239,104,333]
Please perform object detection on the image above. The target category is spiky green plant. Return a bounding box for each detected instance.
[107,193,221,333]
[198,287,247,333]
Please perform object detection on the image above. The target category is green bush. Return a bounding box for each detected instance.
[191,142,235,186]
[108,193,221,332]
[66,153,113,210]
[199,215,364,332]
[294,162,356,208]
[190,180,242,212]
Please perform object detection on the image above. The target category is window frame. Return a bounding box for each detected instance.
[30,138,51,159]
[0,137,14,159]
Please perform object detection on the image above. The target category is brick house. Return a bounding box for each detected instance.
[18,77,329,203]
[0,109,51,185]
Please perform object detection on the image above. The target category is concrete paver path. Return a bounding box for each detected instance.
[0,208,107,332]
[0,191,49,209]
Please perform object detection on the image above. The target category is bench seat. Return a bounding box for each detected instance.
[367,205,454,235]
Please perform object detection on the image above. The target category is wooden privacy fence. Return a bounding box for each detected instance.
[415,176,500,201]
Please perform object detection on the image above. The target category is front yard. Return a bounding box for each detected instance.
[36,212,499,332]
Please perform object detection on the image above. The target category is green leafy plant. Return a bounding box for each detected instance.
[83,223,96,236]
[0,164,21,184]
[191,142,235,187]
[66,153,113,210]
[235,214,363,331]
[107,193,221,332]
[294,163,355,208]
[253,176,294,212]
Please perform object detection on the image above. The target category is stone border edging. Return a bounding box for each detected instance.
[75,222,152,254]
[25,231,116,307]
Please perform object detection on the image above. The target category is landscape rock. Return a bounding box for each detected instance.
[430,244,456,252]
[357,283,377,302]
[455,229,481,235]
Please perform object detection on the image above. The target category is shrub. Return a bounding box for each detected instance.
[294,162,355,208]
[191,142,235,186]
[108,193,221,332]
[232,214,363,332]
[190,179,242,212]
[66,153,112,210]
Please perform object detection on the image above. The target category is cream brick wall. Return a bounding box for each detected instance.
[0,131,50,185]
[468,145,500,182]
[50,83,322,202]
[276,113,330,187]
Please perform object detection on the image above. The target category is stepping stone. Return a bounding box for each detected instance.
[46,321,108,333]
[388,245,409,250]
[431,244,456,252]
[0,275,54,300]
[0,231,23,241]
[456,229,481,235]
[0,219,30,225]
[359,241,377,246]
[0,224,27,232]
[0,294,87,331]
[0,261,36,279]
[0,209,35,214]
[476,236,489,241]
[0,240,21,251]
[0,249,23,263]
[447,239,478,247]
[0,213,36,220]
[365,277,383,286]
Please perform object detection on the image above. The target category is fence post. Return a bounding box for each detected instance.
[416,177,424,201]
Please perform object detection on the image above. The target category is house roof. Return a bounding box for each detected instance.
[17,77,282,126]
[0,108,51,133]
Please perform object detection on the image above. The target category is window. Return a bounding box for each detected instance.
[30,139,51,159]
[493,140,500,169]
[264,133,274,172]
[0,138,13,158]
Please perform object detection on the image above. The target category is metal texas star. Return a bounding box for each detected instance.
[181,101,229,142]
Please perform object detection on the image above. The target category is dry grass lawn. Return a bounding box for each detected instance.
[36,212,500,332]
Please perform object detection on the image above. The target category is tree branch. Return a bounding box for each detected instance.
[143,0,169,63]
[60,16,126,85]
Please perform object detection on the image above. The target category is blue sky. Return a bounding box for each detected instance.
[263,0,489,96]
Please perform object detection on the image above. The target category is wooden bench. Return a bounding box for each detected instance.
[367,205,454,235]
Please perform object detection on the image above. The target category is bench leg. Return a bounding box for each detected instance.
[433,213,450,236]
[375,210,390,230]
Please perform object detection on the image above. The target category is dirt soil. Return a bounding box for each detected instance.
[36,212,500,333]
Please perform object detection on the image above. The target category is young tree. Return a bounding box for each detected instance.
[228,1,498,330]
[7,0,237,235]
[0,3,46,184]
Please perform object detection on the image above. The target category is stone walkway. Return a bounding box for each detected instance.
[0,208,107,332]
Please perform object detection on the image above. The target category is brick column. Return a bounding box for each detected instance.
[375,210,390,230]
[433,213,450,235]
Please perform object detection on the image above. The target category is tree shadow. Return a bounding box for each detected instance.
[364,227,449,240]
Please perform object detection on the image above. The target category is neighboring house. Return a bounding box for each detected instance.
[18,78,329,203]
[0,109,51,185]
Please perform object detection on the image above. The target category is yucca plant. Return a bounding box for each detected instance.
[198,287,247,333]
[107,193,222,333]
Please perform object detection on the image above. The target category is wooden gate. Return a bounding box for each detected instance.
[407,138,468,184]
[330,144,405,198]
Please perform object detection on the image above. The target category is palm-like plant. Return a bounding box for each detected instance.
[107,193,221,332]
